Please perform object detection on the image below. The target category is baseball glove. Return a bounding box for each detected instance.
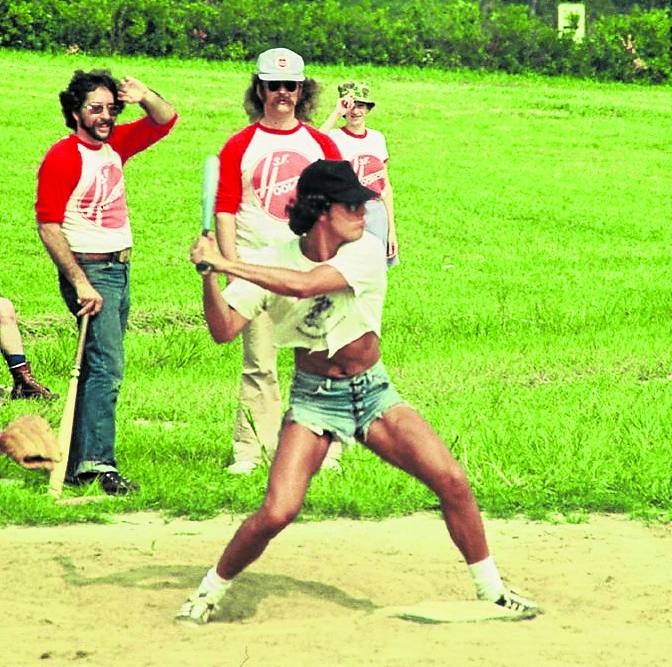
[0,415,61,470]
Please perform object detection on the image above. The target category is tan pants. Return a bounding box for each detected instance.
[232,310,343,466]
[233,311,281,464]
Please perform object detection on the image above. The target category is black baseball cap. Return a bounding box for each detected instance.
[297,160,377,205]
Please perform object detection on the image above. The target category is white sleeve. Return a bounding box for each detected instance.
[377,130,389,162]
[222,279,268,321]
[325,233,385,297]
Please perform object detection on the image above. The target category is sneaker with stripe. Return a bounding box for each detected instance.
[494,589,541,617]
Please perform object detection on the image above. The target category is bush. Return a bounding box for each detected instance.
[0,0,669,83]
[587,8,671,82]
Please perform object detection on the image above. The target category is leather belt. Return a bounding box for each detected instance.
[74,248,132,263]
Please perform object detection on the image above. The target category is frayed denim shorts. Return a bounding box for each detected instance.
[284,360,404,445]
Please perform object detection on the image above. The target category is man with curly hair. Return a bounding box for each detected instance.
[177,160,541,625]
[35,69,177,495]
[215,48,342,474]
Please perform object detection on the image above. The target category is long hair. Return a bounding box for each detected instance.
[59,69,124,130]
[243,74,320,123]
[287,194,331,235]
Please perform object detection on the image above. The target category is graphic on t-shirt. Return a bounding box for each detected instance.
[351,155,386,196]
[77,163,127,228]
[252,151,311,221]
[297,295,335,339]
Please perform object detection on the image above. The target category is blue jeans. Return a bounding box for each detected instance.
[59,260,130,478]
[285,360,404,446]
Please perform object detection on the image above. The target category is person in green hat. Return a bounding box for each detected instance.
[320,81,399,267]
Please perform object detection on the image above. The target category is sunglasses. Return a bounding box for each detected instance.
[84,103,122,116]
[265,80,299,93]
[343,202,366,213]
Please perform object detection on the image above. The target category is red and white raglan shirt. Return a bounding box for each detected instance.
[216,122,341,260]
[327,128,388,199]
[35,115,177,252]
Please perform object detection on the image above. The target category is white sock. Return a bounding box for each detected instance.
[468,556,506,602]
[197,567,232,595]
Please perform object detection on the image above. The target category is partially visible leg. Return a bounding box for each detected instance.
[1,297,57,400]
[0,298,25,356]
[231,311,282,471]
[176,422,331,624]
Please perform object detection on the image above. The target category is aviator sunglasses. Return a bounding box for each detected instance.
[265,80,299,92]
[84,103,122,116]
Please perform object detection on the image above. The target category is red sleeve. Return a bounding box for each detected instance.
[35,137,81,224]
[304,125,342,160]
[215,124,257,215]
[108,114,178,164]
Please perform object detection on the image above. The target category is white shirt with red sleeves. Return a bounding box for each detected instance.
[215,122,341,259]
[327,127,389,198]
[35,115,177,253]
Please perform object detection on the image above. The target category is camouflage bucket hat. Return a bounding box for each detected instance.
[337,81,375,108]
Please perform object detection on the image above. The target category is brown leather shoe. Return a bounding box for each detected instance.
[9,362,59,400]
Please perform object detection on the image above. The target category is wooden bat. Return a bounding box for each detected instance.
[195,155,220,274]
[48,313,90,498]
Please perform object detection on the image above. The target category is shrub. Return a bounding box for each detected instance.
[0,0,669,83]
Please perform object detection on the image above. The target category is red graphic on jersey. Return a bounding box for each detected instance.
[252,151,311,221]
[77,163,127,228]
[351,155,386,196]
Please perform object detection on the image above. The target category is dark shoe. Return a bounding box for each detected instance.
[10,362,59,400]
[73,470,139,495]
[97,471,140,496]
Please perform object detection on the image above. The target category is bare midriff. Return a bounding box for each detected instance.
[294,331,380,378]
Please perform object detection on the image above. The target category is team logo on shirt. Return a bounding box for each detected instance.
[78,163,127,228]
[298,295,335,339]
[252,151,310,221]
[351,155,385,196]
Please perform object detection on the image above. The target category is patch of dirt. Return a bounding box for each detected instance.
[2,512,671,666]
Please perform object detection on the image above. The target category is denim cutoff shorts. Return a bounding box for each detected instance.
[284,360,405,445]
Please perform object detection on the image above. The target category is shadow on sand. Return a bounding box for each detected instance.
[54,556,377,622]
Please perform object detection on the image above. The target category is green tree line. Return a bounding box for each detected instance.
[0,0,669,82]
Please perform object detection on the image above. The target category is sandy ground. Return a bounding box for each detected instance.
[1,512,671,667]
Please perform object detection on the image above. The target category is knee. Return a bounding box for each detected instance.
[257,502,300,538]
[433,465,473,503]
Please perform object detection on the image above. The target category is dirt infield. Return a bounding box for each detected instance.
[2,512,671,667]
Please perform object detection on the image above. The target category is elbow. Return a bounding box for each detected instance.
[293,285,313,299]
[289,275,318,299]
[208,323,237,344]
[212,329,236,344]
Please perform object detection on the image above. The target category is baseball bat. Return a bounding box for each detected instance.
[195,155,220,274]
[48,313,90,498]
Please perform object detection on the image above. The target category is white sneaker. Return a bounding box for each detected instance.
[494,589,541,617]
[175,587,229,625]
[226,460,257,475]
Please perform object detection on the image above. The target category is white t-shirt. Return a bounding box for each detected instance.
[223,232,386,357]
[327,127,389,198]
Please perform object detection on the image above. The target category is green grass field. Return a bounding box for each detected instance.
[1,49,671,525]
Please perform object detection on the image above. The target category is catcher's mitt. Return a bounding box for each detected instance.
[0,415,60,470]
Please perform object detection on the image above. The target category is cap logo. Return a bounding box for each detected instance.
[276,57,288,69]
